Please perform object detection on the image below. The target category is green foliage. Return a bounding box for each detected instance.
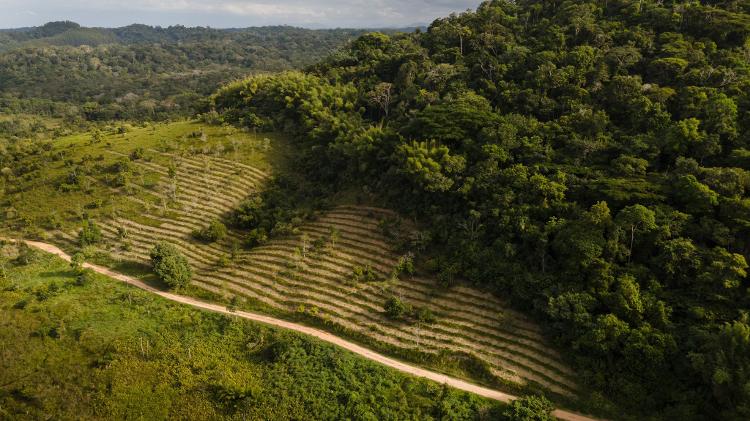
[0,255,499,420]
[192,220,228,243]
[15,242,41,265]
[351,264,378,283]
[502,395,555,421]
[78,220,102,247]
[70,252,85,273]
[691,317,750,420]
[149,242,192,289]
[212,0,750,417]
[0,25,377,121]
[384,296,411,320]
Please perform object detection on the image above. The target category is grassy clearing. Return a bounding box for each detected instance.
[1,120,282,236]
[0,245,503,420]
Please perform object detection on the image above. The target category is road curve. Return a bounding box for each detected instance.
[14,239,599,421]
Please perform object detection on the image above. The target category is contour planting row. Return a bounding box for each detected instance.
[202,251,577,394]
[107,150,266,212]
[293,209,575,368]
[135,207,576,390]
[90,214,577,394]
[299,209,550,337]
[323,208,549,333]
[147,148,269,180]
[237,247,575,377]
[251,216,550,344]
[133,158,257,203]
[100,197,567,371]
[64,165,579,399]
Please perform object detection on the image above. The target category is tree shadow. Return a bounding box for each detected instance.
[108,260,169,290]
[38,270,75,279]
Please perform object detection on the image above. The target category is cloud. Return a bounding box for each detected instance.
[0,0,482,28]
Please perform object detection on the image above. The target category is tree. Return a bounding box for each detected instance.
[150,242,192,289]
[367,82,393,121]
[673,175,719,214]
[615,205,657,263]
[193,220,228,243]
[692,318,750,419]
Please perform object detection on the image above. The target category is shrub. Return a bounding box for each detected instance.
[415,307,436,324]
[79,220,102,246]
[392,253,415,279]
[193,220,228,243]
[130,147,145,160]
[70,252,85,273]
[384,296,410,320]
[15,242,41,265]
[502,395,555,421]
[352,264,378,283]
[244,228,268,248]
[75,269,96,287]
[149,242,192,289]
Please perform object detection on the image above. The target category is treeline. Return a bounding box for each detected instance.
[211,0,750,419]
[0,23,373,121]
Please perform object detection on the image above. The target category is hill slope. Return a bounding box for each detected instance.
[208,0,750,419]
[13,122,580,402]
[0,245,502,420]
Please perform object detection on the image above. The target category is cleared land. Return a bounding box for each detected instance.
[42,133,579,399]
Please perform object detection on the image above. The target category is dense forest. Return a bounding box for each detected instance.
[0,22,372,122]
[211,0,750,419]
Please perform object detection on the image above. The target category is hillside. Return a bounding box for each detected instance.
[1,120,584,405]
[0,245,500,419]
[1,0,750,419]
[207,0,750,419]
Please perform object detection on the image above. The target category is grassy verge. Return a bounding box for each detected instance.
[0,246,504,420]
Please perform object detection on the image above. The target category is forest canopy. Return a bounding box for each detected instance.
[211,0,750,419]
[0,23,374,122]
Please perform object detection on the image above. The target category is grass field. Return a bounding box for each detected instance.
[1,120,582,406]
[0,244,502,420]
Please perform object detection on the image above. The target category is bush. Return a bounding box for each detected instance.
[149,242,192,289]
[244,228,268,248]
[502,395,554,421]
[15,242,41,265]
[75,269,96,286]
[130,147,145,160]
[392,253,415,279]
[415,307,436,324]
[79,220,102,246]
[70,252,85,273]
[352,264,378,283]
[384,296,410,320]
[193,220,228,243]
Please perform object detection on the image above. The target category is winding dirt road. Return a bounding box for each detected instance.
[15,239,598,421]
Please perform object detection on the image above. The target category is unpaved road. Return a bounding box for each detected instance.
[15,239,599,421]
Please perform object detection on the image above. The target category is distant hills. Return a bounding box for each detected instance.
[0,22,394,121]
[0,21,420,52]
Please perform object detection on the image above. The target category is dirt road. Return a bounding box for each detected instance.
[16,239,599,421]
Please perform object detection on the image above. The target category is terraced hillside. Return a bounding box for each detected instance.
[48,144,579,399]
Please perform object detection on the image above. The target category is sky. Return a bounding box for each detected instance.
[0,0,482,29]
